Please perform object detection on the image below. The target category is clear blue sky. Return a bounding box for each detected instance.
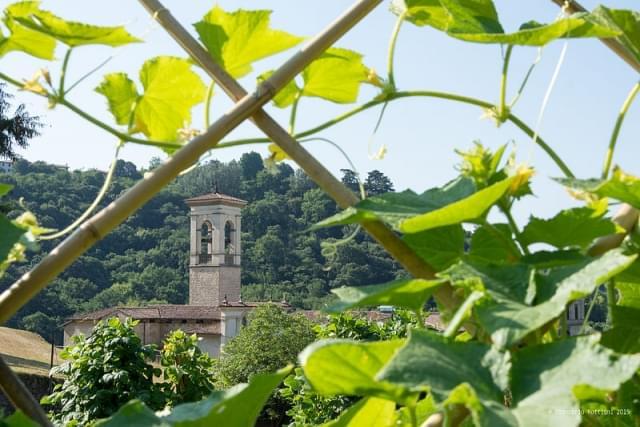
[2,0,639,222]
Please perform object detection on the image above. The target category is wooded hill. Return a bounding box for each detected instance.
[0,154,404,342]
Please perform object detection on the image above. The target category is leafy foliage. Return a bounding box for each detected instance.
[42,318,165,426]
[160,330,216,406]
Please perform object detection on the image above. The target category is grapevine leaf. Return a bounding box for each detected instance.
[588,6,640,64]
[323,397,396,427]
[314,176,476,229]
[258,70,300,108]
[601,281,640,353]
[521,207,623,249]
[440,261,533,304]
[97,367,291,427]
[12,7,140,47]
[555,168,640,209]
[329,278,445,312]
[135,57,206,143]
[511,336,640,427]
[0,214,25,263]
[378,330,503,400]
[301,48,368,104]
[469,223,520,265]
[300,339,415,404]
[1,2,55,59]
[476,250,636,348]
[392,0,620,46]
[378,329,516,426]
[194,7,302,78]
[521,250,587,269]
[403,225,465,271]
[399,176,514,233]
[95,73,139,126]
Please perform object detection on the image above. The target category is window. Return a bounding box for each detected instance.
[224,221,235,253]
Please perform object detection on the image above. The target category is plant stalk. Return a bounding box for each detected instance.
[0,0,382,326]
[58,48,73,96]
[204,81,215,129]
[387,11,406,90]
[499,45,514,122]
[602,81,640,179]
[607,279,617,326]
[0,356,52,426]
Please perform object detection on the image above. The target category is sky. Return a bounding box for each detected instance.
[2,0,639,223]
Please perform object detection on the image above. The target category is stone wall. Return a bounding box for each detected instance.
[0,373,58,416]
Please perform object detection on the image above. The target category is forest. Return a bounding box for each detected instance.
[0,157,404,341]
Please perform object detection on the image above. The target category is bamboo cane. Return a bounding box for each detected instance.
[0,356,52,427]
[137,0,464,310]
[0,0,379,324]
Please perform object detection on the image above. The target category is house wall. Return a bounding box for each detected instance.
[197,334,221,357]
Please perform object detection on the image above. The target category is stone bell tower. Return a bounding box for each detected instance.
[185,190,247,306]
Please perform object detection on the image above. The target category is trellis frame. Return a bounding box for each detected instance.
[0,0,638,425]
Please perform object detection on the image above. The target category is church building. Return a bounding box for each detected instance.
[63,191,273,357]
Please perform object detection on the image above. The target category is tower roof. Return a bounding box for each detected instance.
[185,191,248,208]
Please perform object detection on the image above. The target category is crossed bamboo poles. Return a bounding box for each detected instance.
[0,0,638,424]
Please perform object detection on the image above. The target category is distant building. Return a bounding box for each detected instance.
[0,160,12,173]
[63,190,281,357]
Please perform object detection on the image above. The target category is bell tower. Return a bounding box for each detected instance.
[185,190,247,306]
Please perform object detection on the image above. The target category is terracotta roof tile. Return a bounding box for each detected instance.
[67,305,222,321]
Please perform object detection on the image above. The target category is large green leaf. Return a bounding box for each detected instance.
[476,250,636,348]
[300,48,368,104]
[556,168,640,209]
[469,223,520,265]
[440,261,533,304]
[97,367,291,427]
[0,411,39,427]
[95,73,139,126]
[12,7,139,47]
[601,281,640,353]
[399,176,514,233]
[323,397,396,427]
[315,177,476,229]
[0,2,55,59]
[510,336,640,427]
[378,329,516,426]
[329,278,444,312]
[194,7,302,78]
[403,225,465,271]
[392,0,620,46]
[300,339,414,404]
[0,183,12,196]
[257,69,300,108]
[588,6,640,64]
[96,57,206,144]
[521,207,623,249]
[0,214,25,263]
[378,330,505,401]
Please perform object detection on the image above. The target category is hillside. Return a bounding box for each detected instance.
[0,327,60,376]
[0,155,404,343]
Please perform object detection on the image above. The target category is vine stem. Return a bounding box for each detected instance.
[579,288,599,335]
[218,90,575,179]
[40,142,123,241]
[204,81,215,128]
[499,45,513,122]
[387,11,406,89]
[500,205,530,256]
[601,81,640,179]
[288,92,301,134]
[58,48,73,95]
[0,71,181,152]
